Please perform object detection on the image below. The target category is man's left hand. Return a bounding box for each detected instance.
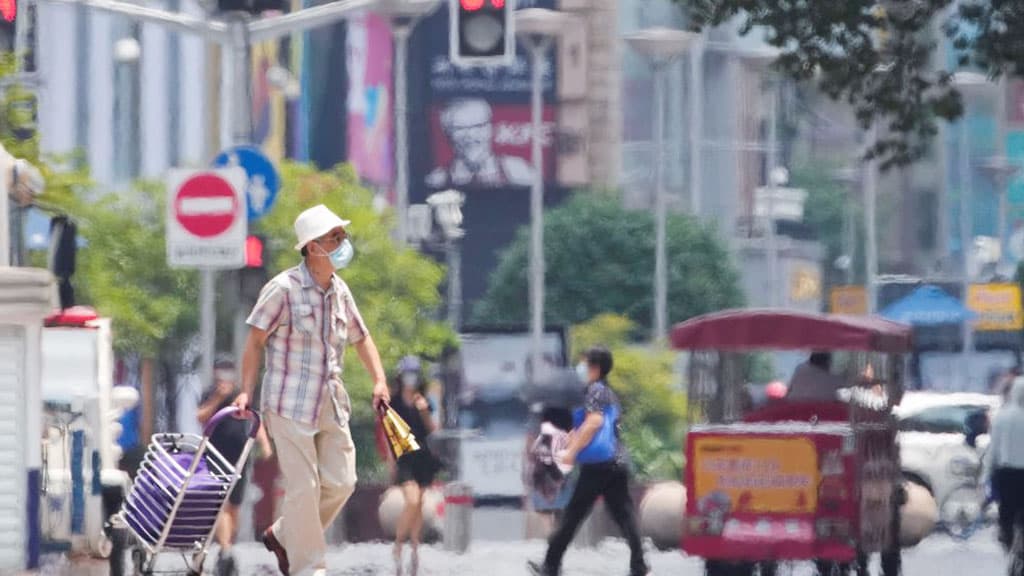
[373,381,390,411]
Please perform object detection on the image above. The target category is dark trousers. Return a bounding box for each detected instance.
[996,467,1024,548]
[543,462,647,575]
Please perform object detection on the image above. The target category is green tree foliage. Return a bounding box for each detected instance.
[571,314,686,481]
[681,0,1024,169]
[472,193,743,338]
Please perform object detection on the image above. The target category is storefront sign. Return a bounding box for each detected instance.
[830,286,868,316]
[692,437,819,514]
[967,283,1024,331]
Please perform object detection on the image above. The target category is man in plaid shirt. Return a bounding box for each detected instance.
[235,204,390,576]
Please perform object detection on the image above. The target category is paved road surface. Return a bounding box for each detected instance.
[33,527,1008,576]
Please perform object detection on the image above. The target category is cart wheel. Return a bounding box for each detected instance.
[880,550,901,576]
[852,551,869,576]
[705,561,756,576]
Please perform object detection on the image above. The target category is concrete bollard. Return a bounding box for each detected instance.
[899,481,938,548]
[377,486,444,543]
[638,482,687,550]
[442,482,473,553]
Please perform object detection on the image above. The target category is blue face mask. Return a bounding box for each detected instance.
[328,238,354,269]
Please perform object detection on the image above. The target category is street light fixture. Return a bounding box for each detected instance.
[833,166,861,285]
[515,7,574,383]
[624,27,697,342]
[977,155,1021,268]
[374,0,441,246]
[428,189,465,330]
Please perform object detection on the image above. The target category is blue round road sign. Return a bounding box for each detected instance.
[212,145,280,221]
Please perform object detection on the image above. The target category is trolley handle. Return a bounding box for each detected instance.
[204,406,262,440]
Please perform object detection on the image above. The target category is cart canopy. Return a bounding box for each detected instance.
[670,309,912,353]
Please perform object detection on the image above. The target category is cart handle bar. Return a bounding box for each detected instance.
[204,406,262,440]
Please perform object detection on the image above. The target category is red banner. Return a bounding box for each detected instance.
[1009,80,1024,126]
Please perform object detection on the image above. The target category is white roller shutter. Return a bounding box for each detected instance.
[0,327,25,569]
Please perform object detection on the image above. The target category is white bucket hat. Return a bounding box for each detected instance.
[293,204,351,251]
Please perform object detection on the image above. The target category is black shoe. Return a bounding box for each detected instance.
[527,560,557,576]
[216,552,237,576]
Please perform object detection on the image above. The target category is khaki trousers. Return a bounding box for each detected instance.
[266,395,357,575]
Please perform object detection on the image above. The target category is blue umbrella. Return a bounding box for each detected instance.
[880,284,976,326]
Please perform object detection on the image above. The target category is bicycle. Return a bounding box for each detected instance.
[937,482,995,541]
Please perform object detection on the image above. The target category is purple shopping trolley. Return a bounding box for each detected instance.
[111,406,260,575]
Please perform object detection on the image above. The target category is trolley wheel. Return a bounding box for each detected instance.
[106,527,132,576]
[130,546,150,576]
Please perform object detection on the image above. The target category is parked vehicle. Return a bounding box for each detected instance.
[39,308,139,560]
[895,391,1001,536]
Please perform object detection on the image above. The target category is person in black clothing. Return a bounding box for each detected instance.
[197,358,274,576]
[529,346,649,576]
[388,356,440,576]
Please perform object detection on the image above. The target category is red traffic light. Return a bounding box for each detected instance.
[245,235,265,268]
[0,0,15,23]
[460,0,502,9]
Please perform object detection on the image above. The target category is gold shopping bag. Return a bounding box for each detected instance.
[379,403,421,459]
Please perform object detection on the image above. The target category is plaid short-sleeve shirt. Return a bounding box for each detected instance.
[246,262,369,425]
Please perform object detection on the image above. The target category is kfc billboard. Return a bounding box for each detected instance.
[425,100,557,189]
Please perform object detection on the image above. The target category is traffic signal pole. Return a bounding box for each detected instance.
[29,0,377,392]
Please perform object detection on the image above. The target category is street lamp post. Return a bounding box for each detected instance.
[737,50,782,308]
[428,189,465,330]
[375,0,441,245]
[516,7,572,383]
[624,27,697,342]
[864,122,879,314]
[952,71,992,387]
[113,36,141,184]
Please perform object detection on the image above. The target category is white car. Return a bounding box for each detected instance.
[895,392,1002,527]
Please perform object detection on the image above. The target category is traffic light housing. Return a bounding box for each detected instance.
[450,0,514,67]
[48,215,78,310]
[0,0,16,52]
[240,234,269,304]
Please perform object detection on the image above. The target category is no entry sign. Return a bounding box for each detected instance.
[166,168,248,269]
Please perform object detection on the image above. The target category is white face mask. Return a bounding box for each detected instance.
[575,362,589,383]
[401,372,418,389]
